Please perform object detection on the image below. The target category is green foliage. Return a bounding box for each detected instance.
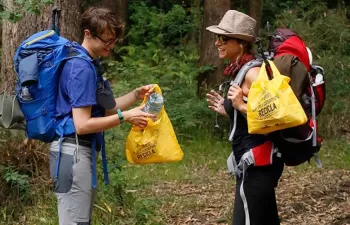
[105,43,213,133]
[262,0,299,27]
[128,3,197,46]
[0,0,53,22]
[105,4,213,134]
[261,0,347,29]
[0,165,30,201]
[136,0,189,12]
[133,198,160,225]
[99,155,129,207]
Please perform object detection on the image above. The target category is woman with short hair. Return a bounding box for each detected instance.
[49,6,156,225]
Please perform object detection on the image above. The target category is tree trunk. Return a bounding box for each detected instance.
[1,1,49,93]
[55,0,84,42]
[198,0,231,96]
[0,0,83,94]
[249,0,263,36]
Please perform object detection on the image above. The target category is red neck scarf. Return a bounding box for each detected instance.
[223,54,255,78]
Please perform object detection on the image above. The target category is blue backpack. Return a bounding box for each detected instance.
[14,30,93,143]
[14,30,109,188]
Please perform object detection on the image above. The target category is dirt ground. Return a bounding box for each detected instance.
[144,168,350,225]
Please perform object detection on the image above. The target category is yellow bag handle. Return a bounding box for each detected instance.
[257,60,290,83]
[141,84,162,105]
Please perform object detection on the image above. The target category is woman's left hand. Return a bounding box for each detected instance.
[227,84,245,111]
[134,84,154,100]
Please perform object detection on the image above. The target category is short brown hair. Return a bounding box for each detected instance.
[81,6,124,41]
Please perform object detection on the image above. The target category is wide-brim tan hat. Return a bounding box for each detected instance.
[206,10,256,43]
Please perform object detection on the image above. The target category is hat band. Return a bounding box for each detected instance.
[216,26,233,34]
[217,26,254,37]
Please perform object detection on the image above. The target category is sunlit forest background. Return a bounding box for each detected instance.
[0,0,349,224]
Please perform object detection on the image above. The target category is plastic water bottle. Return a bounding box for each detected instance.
[21,86,33,101]
[143,93,164,116]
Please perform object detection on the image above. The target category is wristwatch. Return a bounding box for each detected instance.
[117,108,124,123]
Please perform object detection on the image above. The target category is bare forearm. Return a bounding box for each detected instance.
[115,91,138,110]
[238,103,247,114]
[105,90,139,116]
[75,114,122,135]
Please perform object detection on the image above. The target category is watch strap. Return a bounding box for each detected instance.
[117,108,124,123]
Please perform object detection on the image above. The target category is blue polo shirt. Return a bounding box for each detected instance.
[55,45,115,139]
[56,45,103,119]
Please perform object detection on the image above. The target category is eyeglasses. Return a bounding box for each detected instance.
[216,35,233,45]
[95,35,117,46]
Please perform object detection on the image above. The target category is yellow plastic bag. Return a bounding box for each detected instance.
[247,60,307,134]
[126,84,184,164]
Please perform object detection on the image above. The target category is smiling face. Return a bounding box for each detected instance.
[83,28,117,58]
[80,7,124,59]
[215,35,243,62]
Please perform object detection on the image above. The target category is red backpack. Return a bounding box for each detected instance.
[224,29,326,169]
[267,28,326,167]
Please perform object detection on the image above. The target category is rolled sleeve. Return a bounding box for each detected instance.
[67,59,97,108]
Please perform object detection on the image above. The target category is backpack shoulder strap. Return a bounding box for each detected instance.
[65,48,97,76]
[231,59,262,86]
[227,59,262,141]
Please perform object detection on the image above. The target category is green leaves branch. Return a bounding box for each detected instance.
[0,0,53,23]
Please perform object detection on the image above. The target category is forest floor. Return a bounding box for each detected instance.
[139,167,350,225]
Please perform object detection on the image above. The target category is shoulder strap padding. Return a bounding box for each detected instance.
[231,59,262,86]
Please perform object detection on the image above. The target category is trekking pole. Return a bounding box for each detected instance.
[56,8,61,36]
[51,6,57,32]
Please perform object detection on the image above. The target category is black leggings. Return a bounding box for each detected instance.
[232,161,284,225]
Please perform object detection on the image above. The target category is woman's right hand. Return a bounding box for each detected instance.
[123,105,157,129]
[206,90,228,117]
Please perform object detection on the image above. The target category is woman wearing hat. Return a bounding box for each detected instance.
[206,10,284,225]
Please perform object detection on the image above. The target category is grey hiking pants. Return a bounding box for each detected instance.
[49,139,96,225]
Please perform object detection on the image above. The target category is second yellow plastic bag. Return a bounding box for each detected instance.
[247,60,307,134]
[126,84,184,164]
